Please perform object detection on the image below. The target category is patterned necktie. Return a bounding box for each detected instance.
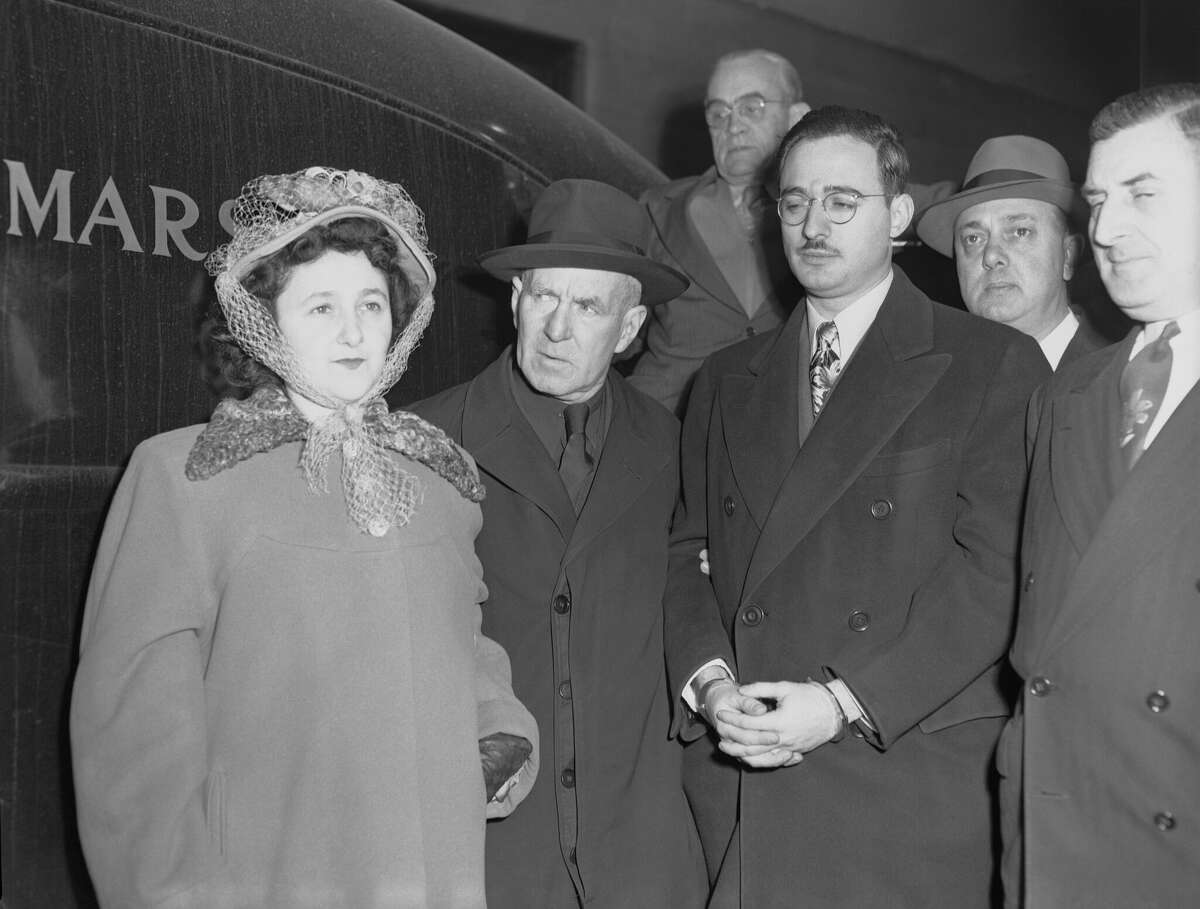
[1119,320,1179,470]
[560,402,594,507]
[810,320,842,418]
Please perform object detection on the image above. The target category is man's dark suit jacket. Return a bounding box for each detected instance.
[1058,316,1110,369]
[630,168,798,416]
[412,352,707,909]
[999,333,1200,908]
[665,267,1050,907]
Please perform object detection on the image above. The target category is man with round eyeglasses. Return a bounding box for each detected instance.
[665,105,1049,906]
[630,49,810,417]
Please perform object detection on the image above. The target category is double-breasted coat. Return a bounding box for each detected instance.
[413,352,707,908]
[666,268,1049,907]
[1000,333,1200,907]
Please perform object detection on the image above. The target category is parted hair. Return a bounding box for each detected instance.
[1090,82,1200,145]
[201,217,419,393]
[775,105,909,199]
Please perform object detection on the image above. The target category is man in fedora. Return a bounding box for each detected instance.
[412,179,708,908]
[916,135,1109,369]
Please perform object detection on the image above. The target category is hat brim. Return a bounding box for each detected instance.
[915,180,1083,258]
[227,204,436,299]
[478,243,689,306]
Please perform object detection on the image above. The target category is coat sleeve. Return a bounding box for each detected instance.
[827,334,1050,747]
[663,356,737,741]
[70,440,221,908]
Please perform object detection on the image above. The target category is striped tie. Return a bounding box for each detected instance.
[810,320,842,418]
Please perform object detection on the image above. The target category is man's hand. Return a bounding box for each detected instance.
[479,732,533,802]
[718,680,842,767]
[701,679,800,766]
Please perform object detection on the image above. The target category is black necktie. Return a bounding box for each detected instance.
[560,402,594,508]
[1119,320,1179,470]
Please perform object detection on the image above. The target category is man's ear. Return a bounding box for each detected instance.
[889,193,915,239]
[614,304,648,354]
[509,276,523,327]
[787,100,812,128]
[1063,232,1082,281]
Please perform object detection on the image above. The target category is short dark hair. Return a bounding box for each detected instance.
[1089,82,1200,145]
[775,105,909,198]
[201,217,419,394]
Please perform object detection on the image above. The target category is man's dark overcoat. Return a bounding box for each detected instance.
[413,352,707,909]
[666,268,1049,907]
[999,335,1200,907]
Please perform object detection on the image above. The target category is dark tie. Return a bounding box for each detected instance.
[1119,320,1179,470]
[560,402,594,506]
[810,321,842,418]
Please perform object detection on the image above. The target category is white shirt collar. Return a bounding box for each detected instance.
[805,269,894,364]
[1038,310,1079,371]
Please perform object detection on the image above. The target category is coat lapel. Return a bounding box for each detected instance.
[647,170,741,312]
[1047,336,1132,555]
[1038,376,1200,658]
[563,376,666,564]
[741,272,951,599]
[719,308,807,529]
[460,353,577,539]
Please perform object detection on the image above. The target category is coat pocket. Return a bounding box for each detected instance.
[861,438,952,477]
[205,769,227,857]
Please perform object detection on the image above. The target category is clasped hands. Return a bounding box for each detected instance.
[701,678,844,769]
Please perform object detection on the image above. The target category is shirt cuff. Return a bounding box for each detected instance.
[825,678,873,730]
[682,658,735,711]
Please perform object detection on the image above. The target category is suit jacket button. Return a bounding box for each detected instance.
[869,499,893,519]
[848,610,871,632]
[561,768,576,788]
[1154,811,1176,831]
[746,326,756,337]
[741,604,764,626]
[1029,676,1053,697]
[723,495,736,516]
[1023,571,1035,592]
[558,680,573,700]
[1147,690,1169,712]
[553,594,571,614]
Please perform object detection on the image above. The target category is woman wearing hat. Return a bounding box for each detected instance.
[70,167,537,908]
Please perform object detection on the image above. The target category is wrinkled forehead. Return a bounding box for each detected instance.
[707,56,786,103]
[522,266,641,301]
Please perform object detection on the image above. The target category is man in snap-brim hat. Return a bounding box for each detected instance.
[915,135,1108,369]
[411,179,708,908]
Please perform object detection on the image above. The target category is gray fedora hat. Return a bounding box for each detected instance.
[915,135,1080,257]
[479,179,688,306]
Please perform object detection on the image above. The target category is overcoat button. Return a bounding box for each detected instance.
[1029,676,1053,697]
[553,594,571,614]
[1154,811,1176,831]
[848,610,871,632]
[561,768,576,788]
[869,499,893,519]
[723,496,736,516]
[741,604,764,626]
[1147,690,1169,712]
[746,326,756,337]
[558,680,572,700]
[1023,571,1035,592]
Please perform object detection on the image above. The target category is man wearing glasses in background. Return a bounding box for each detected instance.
[665,106,1049,907]
[630,49,809,417]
